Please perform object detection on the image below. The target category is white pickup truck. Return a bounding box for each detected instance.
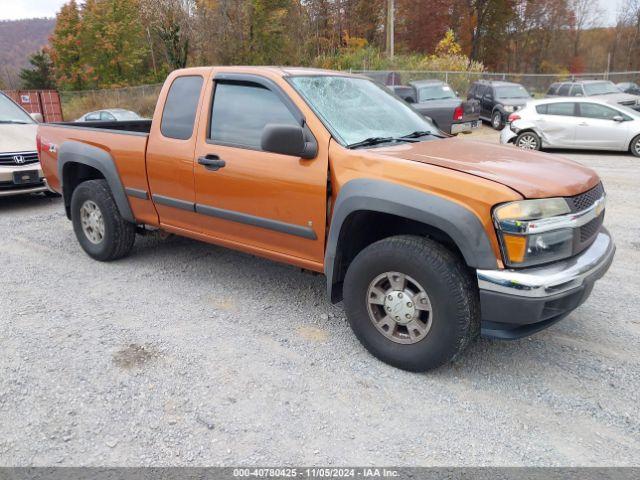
[0,91,52,197]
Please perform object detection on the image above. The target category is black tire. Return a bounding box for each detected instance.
[491,111,504,130]
[630,135,640,157]
[515,131,541,151]
[343,235,480,372]
[70,179,135,261]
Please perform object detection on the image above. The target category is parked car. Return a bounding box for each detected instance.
[0,91,55,197]
[546,80,640,111]
[467,80,532,130]
[77,109,143,122]
[38,66,614,372]
[389,80,480,135]
[500,97,640,156]
[616,81,640,95]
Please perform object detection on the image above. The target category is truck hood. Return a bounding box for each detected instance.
[0,124,38,153]
[372,137,599,198]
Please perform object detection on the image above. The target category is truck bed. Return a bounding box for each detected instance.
[49,120,152,135]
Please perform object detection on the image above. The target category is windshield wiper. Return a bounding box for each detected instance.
[347,137,398,149]
[400,130,433,139]
[0,120,30,124]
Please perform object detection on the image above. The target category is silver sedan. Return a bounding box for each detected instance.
[76,109,142,122]
[500,97,640,157]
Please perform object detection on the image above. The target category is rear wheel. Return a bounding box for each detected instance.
[491,111,504,130]
[71,179,135,261]
[342,235,480,372]
[515,131,541,151]
[630,135,640,157]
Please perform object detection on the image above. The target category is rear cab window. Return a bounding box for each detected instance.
[557,84,571,96]
[161,75,204,140]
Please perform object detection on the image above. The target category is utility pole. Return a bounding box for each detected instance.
[386,0,395,59]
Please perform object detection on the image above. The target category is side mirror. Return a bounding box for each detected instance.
[405,97,416,104]
[30,112,43,123]
[613,115,625,122]
[261,124,317,159]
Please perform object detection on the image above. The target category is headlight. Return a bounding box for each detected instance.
[503,105,515,112]
[494,198,573,267]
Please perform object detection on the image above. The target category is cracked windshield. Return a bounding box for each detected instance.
[290,76,436,146]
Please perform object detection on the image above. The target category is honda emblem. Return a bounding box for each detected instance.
[13,155,26,165]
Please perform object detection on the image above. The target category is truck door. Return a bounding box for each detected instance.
[192,73,329,267]
[146,72,206,231]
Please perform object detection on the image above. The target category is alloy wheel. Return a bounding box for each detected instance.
[366,271,433,344]
[80,200,105,244]
[517,134,539,150]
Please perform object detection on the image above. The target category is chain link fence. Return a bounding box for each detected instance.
[354,70,640,98]
[57,71,640,120]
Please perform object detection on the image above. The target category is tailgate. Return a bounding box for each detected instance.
[461,99,480,122]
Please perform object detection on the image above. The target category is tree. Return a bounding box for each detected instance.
[249,0,301,64]
[397,0,450,54]
[569,0,602,57]
[80,0,148,87]
[19,49,56,89]
[50,0,85,89]
[141,0,194,71]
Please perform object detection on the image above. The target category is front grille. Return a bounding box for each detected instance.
[580,213,604,242]
[566,183,605,213]
[0,151,39,166]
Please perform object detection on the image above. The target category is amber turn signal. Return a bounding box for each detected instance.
[502,234,527,264]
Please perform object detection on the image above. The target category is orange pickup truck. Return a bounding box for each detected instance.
[38,67,615,371]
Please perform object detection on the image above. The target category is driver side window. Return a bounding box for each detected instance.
[579,103,624,120]
[209,82,298,149]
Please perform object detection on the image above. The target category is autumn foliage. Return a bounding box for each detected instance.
[37,0,640,92]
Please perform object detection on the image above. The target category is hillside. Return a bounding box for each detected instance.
[0,18,56,88]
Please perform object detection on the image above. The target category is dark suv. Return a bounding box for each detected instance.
[467,80,532,129]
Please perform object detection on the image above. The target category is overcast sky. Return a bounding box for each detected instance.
[0,0,627,25]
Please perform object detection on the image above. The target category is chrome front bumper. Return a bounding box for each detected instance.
[477,228,615,339]
[477,229,615,298]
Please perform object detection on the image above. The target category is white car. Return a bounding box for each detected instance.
[0,92,55,197]
[500,97,640,157]
[76,109,142,122]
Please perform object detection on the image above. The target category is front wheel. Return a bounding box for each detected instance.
[515,131,541,150]
[342,235,480,372]
[630,135,640,157]
[491,111,504,130]
[71,179,136,261]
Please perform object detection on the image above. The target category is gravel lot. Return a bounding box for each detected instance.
[1,127,639,466]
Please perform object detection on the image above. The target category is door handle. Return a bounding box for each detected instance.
[578,122,589,127]
[198,154,226,171]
